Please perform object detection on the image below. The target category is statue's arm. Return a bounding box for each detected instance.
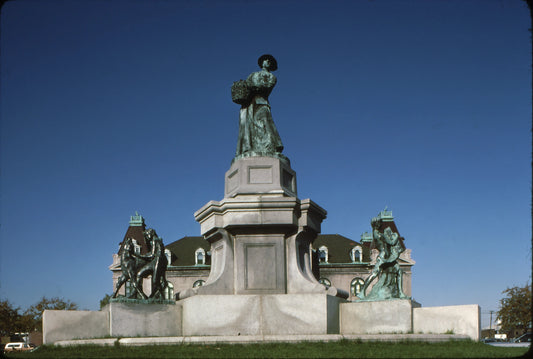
[247,71,277,91]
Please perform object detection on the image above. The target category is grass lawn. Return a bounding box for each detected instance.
[4,341,530,358]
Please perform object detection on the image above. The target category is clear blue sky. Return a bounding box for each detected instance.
[1,0,530,330]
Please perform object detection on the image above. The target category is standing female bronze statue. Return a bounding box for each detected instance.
[232,54,284,161]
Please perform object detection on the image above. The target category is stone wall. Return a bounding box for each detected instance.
[413,304,480,340]
[43,310,109,344]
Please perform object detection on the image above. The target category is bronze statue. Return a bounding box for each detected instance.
[358,217,409,301]
[232,54,284,160]
[136,228,169,299]
[112,237,148,299]
[112,228,170,301]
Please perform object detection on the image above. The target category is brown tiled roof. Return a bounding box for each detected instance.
[119,224,148,254]
[165,236,210,266]
[164,225,405,267]
[313,234,370,263]
[163,234,369,266]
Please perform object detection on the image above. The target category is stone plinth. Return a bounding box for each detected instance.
[43,303,182,344]
[413,304,480,340]
[181,294,346,336]
[340,299,420,334]
[108,302,181,337]
[179,156,350,300]
[225,156,297,198]
[43,310,109,344]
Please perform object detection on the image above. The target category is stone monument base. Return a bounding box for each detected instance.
[339,300,480,340]
[413,304,480,340]
[181,293,346,336]
[340,299,420,335]
[44,294,346,344]
[43,302,181,344]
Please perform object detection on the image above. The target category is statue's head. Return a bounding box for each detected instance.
[258,54,278,71]
[143,228,157,241]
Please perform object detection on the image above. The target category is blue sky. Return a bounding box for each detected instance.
[0,0,530,330]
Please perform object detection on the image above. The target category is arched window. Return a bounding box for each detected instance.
[350,246,362,262]
[165,249,172,267]
[124,280,133,297]
[195,248,206,265]
[318,278,331,288]
[164,282,174,300]
[131,238,141,255]
[351,277,365,296]
[193,279,205,288]
[318,246,328,263]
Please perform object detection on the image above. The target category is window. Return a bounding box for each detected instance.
[195,248,206,265]
[350,246,362,262]
[164,282,174,300]
[193,279,205,288]
[318,278,331,288]
[318,246,328,263]
[351,277,365,296]
[124,280,134,297]
[165,249,172,267]
[131,239,141,255]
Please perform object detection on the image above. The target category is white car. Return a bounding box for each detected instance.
[3,342,33,353]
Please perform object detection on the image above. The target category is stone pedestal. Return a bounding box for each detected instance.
[43,310,109,344]
[43,302,181,344]
[108,302,181,337]
[178,157,347,300]
[413,304,480,340]
[340,299,420,334]
[181,294,345,336]
[225,156,297,198]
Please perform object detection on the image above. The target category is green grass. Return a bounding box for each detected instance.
[5,341,530,359]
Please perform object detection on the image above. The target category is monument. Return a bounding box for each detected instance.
[175,54,348,336]
[42,54,481,344]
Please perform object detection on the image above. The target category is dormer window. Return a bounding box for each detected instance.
[350,246,362,262]
[131,238,141,255]
[318,245,328,263]
[195,248,206,265]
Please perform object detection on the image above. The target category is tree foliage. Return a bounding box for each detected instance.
[99,294,112,309]
[497,283,532,336]
[1,297,80,334]
[0,299,22,336]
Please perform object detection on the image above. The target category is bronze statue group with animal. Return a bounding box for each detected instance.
[112,228,169,301]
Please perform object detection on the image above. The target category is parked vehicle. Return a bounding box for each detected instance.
[513,333,532,343]
[3,342,33,353]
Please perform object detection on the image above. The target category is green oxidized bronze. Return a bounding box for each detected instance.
[358,217,410,301]
[111,228,171,303]
[232,54,287,163]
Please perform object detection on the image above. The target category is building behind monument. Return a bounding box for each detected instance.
[109,209,415,301]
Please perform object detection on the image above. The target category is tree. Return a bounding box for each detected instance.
[23,297,78,331]
[99,294,112,309]
[497,283,532,337]
[0,299,21,336]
